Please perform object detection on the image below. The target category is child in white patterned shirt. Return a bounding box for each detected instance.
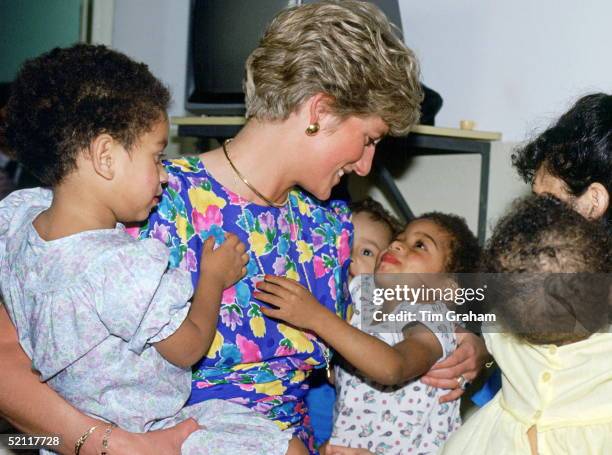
[256,204,480,454]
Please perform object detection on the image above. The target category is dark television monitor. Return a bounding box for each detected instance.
[185,0,404,116]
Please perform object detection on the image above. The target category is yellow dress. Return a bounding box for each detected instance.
[441,330,612,455]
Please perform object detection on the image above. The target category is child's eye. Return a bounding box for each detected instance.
[414,240,426,250]
[156,153,166,164]
[362,248,374,257]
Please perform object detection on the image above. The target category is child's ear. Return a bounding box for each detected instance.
[89,134,116,180]
[578,182,609,220]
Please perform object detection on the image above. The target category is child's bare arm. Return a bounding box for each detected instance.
[393,323,443,378]
[155,234,248,367]
[421,326,489,403]
[255,275,441,385]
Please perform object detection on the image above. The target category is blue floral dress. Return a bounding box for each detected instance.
[139,157,353,452]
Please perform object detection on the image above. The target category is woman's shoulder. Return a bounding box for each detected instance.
[161,156,230,204]
[164,156,205,177]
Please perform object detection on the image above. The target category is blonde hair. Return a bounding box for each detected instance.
[244,0,423,136]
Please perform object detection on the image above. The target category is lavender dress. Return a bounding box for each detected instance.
[0,188,291,455]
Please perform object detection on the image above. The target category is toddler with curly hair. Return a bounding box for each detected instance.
[256,211,481,454]
[442,195,612,455]
[0,44,302,455]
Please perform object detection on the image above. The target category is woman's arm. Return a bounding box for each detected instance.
[255,276,441,385]
[420,326,491,403]
[0,304,99,454]
[0,305,197,455]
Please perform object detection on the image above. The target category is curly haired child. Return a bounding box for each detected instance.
[0,44,303,455]
[256,211,480,454]
[474,93,612,410]
[441,195,612,455]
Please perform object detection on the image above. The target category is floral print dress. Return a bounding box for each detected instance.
[139,157,353,452]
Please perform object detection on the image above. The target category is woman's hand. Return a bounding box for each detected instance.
[106,418,199,455]
[200,234,249,289]
[254,275,329,330]
[0,300,198,455]
[420,330,489,403]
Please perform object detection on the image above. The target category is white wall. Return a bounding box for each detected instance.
[399,0,612,141]
[349,141,530,239]
[111,1,612,139]
[112,0,190,117]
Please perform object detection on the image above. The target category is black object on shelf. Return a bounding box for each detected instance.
[420,84,443,126]
[185,0,443,127]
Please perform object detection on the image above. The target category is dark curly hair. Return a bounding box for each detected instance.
[414,212,481,275]
[349,197,403,237]
[1,44,170,186]
[482,194,611,345]
[512,93,612,224]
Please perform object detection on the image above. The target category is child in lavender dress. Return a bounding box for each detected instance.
[0,45,295,455]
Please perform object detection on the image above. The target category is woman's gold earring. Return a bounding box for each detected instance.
[305,123,320,136]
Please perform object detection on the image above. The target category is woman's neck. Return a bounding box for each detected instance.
[199,119,299,206]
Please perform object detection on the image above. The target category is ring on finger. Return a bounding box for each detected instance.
[456,374,469,390]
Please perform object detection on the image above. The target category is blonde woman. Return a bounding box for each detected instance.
[0,1,486,453]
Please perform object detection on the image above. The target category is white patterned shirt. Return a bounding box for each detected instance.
[330,276,461,455]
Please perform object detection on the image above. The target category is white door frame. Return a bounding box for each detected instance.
[81,0,115,46]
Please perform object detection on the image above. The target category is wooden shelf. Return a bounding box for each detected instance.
[171,116,502,141]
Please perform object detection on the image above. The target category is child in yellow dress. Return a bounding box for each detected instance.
[441,194,612,455]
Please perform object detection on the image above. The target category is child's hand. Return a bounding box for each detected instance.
[254,275,329,331]
[200,234,249,289]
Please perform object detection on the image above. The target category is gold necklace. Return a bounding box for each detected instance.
[222,139,288,208]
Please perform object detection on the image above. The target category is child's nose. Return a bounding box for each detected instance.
[389,240,404,252]
[159,165,169,184]
[348,259,356,275]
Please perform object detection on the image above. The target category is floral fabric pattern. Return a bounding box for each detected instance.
[139,157,352,452]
